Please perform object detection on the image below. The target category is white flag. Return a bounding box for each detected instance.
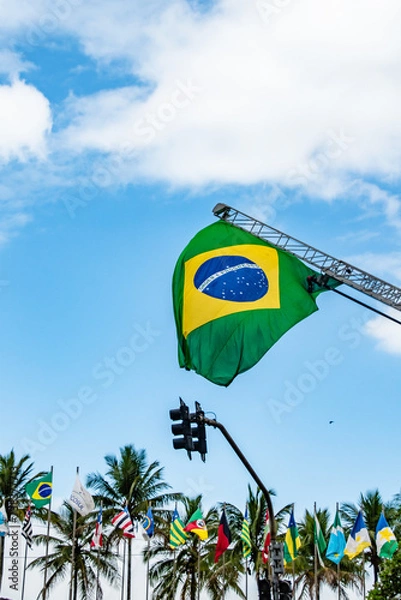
[0,500,9,535]
[67,475,95,516]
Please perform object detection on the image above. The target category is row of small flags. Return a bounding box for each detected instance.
[168,506,231,563]
[2,470,399,565]
[0,471,155,552]
[279,506,398,566]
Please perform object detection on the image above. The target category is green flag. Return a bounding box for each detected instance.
[376,512,398,559]
[184,508,208,540]
[173,220,334,386]
[240,508,251,559]
[169,508,188,549]
[314,512,327,567]
[25,472,53,508]
[283,508,301,563]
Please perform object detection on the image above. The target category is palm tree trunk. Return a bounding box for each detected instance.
[73,557,78,600]
[372,553,379,584]
[127,538,132,600]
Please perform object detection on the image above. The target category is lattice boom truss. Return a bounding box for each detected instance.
[213,203,401,312]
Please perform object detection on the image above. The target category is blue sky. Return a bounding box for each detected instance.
[1,0,401,597]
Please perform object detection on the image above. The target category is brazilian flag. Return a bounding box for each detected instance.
[173,220,335,386]
[25,472,53,508]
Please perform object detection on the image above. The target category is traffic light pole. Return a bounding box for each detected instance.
[202,416,280,600]
[169,400,283,600]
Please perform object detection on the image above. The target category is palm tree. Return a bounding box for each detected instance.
[367,549,401,599]
[146,495,245,600]
[29,502,119,599]
[225,485,291,596]
[0,450,40,589]
[295,507,362,600]
[86,444,177,600]
[341,489,392,584]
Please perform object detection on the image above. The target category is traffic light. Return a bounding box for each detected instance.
[257,578,271,600]
[191,401,207,462]
[278,580,292,600]
[169,398,194,459]
[269,542,284,576]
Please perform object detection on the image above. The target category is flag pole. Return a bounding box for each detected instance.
[95,547,101,600]
[170,504,177,600]
[244,557,248,600]
[171,548,176,600]
[197,539,201,600]
[362,553,366,600]
[95,502,102,600]
[69,466,79,600]
[292,561,295,599]
[120,539,127,600]
[314,502,318,600]
[222,548,226,599]
[42,465,53,600]
[145,535,150,600]
[21,532,29,600]
[222,502,226,600]
[336,502,340,600]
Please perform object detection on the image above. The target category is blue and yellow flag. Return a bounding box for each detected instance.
[25,472,53,508]
[344,511,371,559]
[376,512,398,559]
[173,220,334,386]
[283,508,301,563]
[326,510,346,564]
[143,507,155,538]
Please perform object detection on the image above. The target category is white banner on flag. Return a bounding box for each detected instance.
[2,516,21,600]
[67,474,95,516]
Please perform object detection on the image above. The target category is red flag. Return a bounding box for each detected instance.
[90,507,103,549]
[214,509,232,563]
[262,509,271,564]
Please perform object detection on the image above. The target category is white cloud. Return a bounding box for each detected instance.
[0,0,47,30]
[51,0,401,192]
[2,0,401,230]
[364,313,401,356]
[0,79,52,162]
[346,252,401,284]
[0,50,34,78]
[0,211,31,246]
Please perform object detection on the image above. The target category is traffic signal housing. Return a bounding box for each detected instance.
[191,401,207,462]
[169,399,208,461]
[278,580,292,600]
[169,398,194,459]
[257,578,271,600]
[270,542,284,576]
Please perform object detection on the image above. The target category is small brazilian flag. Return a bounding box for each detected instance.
[173,220,335,386]
[25,472,53,508]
